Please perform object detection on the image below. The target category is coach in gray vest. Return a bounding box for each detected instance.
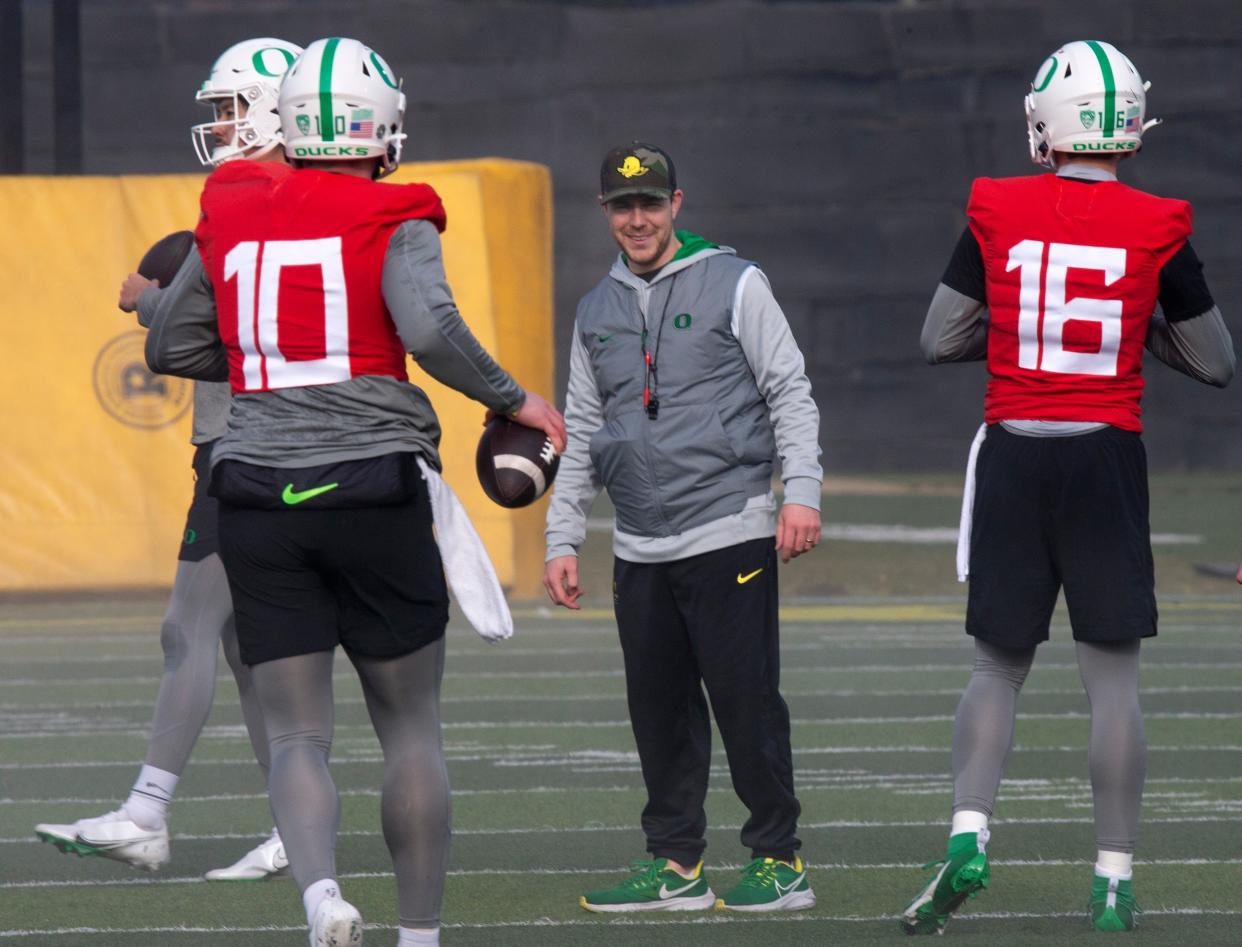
[544,142,824,913]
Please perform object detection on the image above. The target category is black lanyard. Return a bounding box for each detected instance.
[640,273,677,420]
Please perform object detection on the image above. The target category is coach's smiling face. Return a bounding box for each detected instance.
[603,190,684,275]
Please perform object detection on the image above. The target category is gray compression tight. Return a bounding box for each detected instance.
[952,638,1146,852]
[146,555,269,776]
[252,637,450,928]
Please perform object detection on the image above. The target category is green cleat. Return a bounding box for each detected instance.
[901,830,990,935]
[715,856,815,912]
[1089,873,1140,932]
[580,858,715,913]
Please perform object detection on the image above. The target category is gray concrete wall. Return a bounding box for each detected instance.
[15,0,1242,470]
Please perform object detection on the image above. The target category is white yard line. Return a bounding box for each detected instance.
[2,742,1240,773]
[3,709,1242,740]
[0,682,1236,714]
[4,660,1242,687]
[5,857,1242,892]
[8,813,1242,846]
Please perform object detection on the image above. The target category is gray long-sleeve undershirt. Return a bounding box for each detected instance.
[921,282,1234,388]
[146,218,524,470]
[137,282,230,445]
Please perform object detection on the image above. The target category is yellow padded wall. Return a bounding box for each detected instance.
[0,159,554,596]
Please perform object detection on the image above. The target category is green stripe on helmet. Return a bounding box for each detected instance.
[318,37,341,142]
[1085,41,1116,139]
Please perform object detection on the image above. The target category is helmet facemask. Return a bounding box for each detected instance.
[192,83,284,166]
[190,38,303,167]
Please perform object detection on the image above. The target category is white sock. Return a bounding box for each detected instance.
[302,878,342,927]
[950,809,989,838]
[397,928,440,946]
[1095,850,1133,879]
[125,765,178,830]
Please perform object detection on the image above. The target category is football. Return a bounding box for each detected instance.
[476,416,560,509]
[137,230,195,287]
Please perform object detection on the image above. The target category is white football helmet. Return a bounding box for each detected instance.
[279,38,406,178]
[192,38,303,166]
[1025,40,1160,169]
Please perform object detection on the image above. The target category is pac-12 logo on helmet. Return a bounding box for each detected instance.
[279,37,407,179]
[1025,40,1160,169]
[191,37,304,167]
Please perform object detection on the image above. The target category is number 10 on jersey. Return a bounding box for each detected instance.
[224,237,351,391]
[1006,240,1126,377]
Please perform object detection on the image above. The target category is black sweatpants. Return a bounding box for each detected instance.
[613,537,801,866]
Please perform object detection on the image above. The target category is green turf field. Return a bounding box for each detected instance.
[2,591,1240,946]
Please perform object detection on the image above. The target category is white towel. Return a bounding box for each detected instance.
[955,423,988,583]
[417,459,513,642]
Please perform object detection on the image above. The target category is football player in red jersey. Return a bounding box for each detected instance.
[35,38,303,882]
[901,41,1233,936]
[145,37,564,947]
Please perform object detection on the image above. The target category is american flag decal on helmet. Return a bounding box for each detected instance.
[349,108,375,138]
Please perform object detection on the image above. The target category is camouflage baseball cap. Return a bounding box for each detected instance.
[599,142,677,203]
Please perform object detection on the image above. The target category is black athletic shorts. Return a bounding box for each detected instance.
[178,442,220,562]
[215,453,449,666]
[966,424,1156,647]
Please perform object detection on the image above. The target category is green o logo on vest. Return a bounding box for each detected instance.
[673,313,692,329]
[1032,55,1057,92]
[183,528,197,545]
[251,47,296,78]
[370,52,399,89]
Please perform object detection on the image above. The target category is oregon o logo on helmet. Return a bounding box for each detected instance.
[1072,141,1138,151]
[369,52,399,89]
[1032,56,1058,92]
[251,46,296,78]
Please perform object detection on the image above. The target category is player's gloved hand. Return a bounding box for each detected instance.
[544,555,582,609]
[504,391,567,454]
[776,503,822,563]
[118,273,159,313]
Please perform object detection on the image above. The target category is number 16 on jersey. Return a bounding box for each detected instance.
[1007,240,1127,377]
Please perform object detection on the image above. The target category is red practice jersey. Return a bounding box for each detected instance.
[195,161,446,394]
[967,174,1191,432]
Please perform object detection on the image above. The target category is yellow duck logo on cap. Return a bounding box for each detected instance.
[617,156,649,178]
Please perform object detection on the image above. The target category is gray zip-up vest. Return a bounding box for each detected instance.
[576,250,775,538]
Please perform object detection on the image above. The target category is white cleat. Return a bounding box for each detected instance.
[204,828,288,881]
[37,808,169,871]
[309,896,363,947]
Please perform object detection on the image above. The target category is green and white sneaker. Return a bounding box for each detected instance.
[1089,873,1140,932]
[716,856,816,912]
[901,830,990,935]
[580,858,715,913]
